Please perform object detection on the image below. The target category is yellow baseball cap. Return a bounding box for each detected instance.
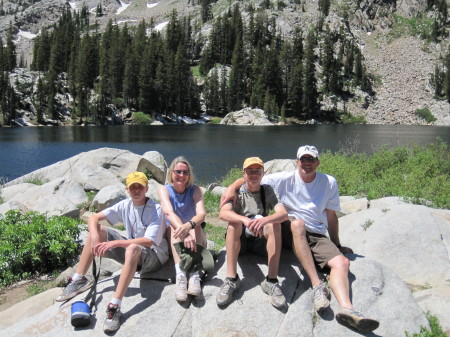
[126,172,148,187]
[243,157,264,169]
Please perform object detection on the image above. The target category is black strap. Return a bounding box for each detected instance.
[83,257,101,313]
[134,275,175,283]
[260,185,267,216]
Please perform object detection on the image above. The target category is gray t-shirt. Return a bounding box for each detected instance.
[230,184,282,217]
[102,198,169,264]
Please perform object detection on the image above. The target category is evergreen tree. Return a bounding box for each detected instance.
[227,25,244,111]
[34,76,46,123]
[318,0,330,16]
[123,21,147,108]
[302,29,319,119]
[204,67,220,114]
[445,47,450,102]
[5,23,16,71]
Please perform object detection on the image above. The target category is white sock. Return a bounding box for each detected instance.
[110,298,122,307]
[189,271,200,279]
[175,264,186,276]
[72,273,83,282]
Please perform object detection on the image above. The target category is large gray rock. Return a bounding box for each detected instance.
[264,159,296,174]
[0,251,427,337]
[9,177,87,218]
[146,179,163,202]
[68,165,123,191]
[413,285,450,334]
[0,183,37,202]
[136,151,167,184]
[220,108,274,126]
[339,199,450,288]
[92,184,127,212]
[0,200,28,215]
[5,148,141,188]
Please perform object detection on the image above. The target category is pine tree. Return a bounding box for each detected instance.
[302,29,319,119]
[227,28,244,112]
[5,23,16,71]
[445,47,450,102]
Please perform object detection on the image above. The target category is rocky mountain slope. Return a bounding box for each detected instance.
[0,0,449,125]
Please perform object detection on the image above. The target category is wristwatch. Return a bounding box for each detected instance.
[189,220,197,229]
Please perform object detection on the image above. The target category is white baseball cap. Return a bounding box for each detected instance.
[297,145,319,159]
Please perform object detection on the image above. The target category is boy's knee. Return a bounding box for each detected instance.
[125,244,141,261]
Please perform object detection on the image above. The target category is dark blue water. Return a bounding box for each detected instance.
[0,124,448,184]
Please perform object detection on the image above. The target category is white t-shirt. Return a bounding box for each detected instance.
[102,198,169,264]
[262,170,340,235]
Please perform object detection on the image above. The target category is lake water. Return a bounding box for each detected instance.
[0,124,449,184]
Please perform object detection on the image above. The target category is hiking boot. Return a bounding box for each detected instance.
[336,307,380,333]
[187,274,202,296]
[55,276,93,302]
[216,276,242,306]
[103,303,122,333]
[261,280,286,309]
[175,274,188,302]
[312,281,330,312]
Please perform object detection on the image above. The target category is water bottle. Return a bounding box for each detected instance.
[245,215,263,237]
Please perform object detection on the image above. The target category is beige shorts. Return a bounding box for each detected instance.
[105,227,162,274]
[281,221,341,269]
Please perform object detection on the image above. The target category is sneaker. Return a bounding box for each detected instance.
[175,274,188,302]
[260,280,286,309]
[216,276,242,306]
[336,307,380,333]
[312,281,330,312]
[55,276,93,302]
[103,303,122,333]
[187,274,202,296]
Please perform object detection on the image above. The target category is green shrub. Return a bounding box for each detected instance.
[204,190,221,214]
[414,108,437,123]
[319,140,449,209]
[340,113,367,124]
[405,312,446,337]
[208,117,222,124]
[133,111,153,125]
[220,167,242,187]
[0,210,84,287]
[24,176,46,185]
[204,222,226,253]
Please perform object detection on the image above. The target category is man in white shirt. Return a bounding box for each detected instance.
[223,146,379,334]
[56,172,169,333]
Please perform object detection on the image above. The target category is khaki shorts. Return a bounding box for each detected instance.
[281,221,341,269]
[105,227,162,274]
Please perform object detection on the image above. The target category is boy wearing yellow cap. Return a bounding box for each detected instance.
[217,157,288,309]
[56,171,169,333]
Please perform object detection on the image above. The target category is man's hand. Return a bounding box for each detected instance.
[220,188,237,208]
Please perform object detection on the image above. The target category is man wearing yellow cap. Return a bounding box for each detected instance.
[216,157,288,309]
[56,171,169,333]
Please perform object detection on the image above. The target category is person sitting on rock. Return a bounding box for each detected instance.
[222,146,379,333]
[158,156,208,302]
[56,171,169,333]
[216,157,288,309]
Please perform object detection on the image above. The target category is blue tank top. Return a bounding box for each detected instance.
[166,184,197,223]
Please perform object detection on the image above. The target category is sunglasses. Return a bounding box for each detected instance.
[245,168,264,175]
[299,156,317,163]
[174,170,190,176]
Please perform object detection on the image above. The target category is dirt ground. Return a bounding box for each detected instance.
[0,279,55,313]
